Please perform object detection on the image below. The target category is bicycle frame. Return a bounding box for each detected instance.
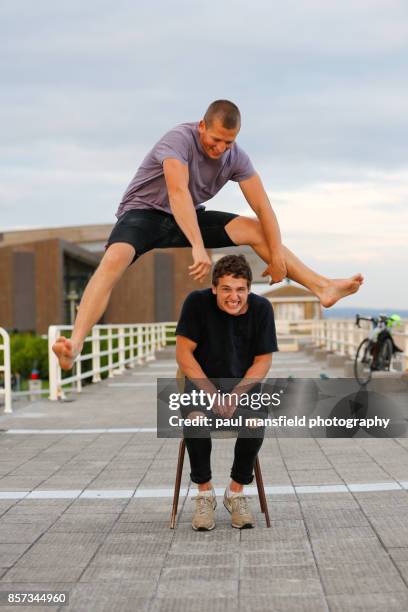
[354,314,402,386]
[356,315,402,356]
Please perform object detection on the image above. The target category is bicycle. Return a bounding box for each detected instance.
[354,314,403,386]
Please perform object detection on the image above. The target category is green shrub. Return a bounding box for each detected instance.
[6,333,49,380]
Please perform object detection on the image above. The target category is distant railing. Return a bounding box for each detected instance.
[266,318,407,371]
[0,328,12,414]
[48,322,177,401]
[311,319,408,370]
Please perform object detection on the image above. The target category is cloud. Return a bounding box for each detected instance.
[267,172,408,258]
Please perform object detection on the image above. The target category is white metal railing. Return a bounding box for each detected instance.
[311,319,408,370]
[0,328,12,413]
[272,318,407,371]
[48,322,177,401]
[44,316,408,400]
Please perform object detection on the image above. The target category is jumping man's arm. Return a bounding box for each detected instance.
[163,158,211,282]
[239,173,287,282]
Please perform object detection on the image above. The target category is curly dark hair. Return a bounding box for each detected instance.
[212,254,252,287]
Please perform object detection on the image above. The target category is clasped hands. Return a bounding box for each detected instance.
[212,393,239,419]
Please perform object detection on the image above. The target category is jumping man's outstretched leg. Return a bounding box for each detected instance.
[52,243,135,370]
[225,216,363,307]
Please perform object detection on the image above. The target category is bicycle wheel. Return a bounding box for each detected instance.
[354,338,373,386]
[377,338,393,371]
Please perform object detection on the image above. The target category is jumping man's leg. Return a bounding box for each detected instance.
[52,243,135,370]
[224,216,363,308]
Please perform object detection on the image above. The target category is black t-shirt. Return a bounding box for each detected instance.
[176,289,278,379]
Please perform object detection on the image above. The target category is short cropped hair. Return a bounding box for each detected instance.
[212,254,252,287]
[204,100,241,130]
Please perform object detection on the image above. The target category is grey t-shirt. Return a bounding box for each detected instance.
[116,122,256,218]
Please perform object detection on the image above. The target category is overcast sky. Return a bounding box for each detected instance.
[1,0,407,308]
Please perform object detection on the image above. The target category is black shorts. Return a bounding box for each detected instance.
[106,208,238,263]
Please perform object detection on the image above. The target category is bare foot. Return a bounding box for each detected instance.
[52,336,81,371]
[318,274,364,308]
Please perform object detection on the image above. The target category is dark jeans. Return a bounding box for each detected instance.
[184,435,264,485]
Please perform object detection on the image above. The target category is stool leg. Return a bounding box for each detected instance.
[254,457,271,528]
[254,457,265,513]
[170,439,186,529]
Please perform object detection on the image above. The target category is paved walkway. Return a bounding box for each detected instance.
[0,350,408,611]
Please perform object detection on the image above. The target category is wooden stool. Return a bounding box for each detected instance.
[169,438,271,529]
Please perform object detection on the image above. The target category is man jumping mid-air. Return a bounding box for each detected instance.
[53,99,363,369]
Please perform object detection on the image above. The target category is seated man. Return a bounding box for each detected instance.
[176,254,278,530]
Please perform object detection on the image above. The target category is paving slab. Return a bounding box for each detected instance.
[327,592,408,612]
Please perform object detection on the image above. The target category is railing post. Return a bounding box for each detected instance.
[347,320,353,359]
[155,324,160,352]
[146,325,155,362]
[338,321,342,355]
[341,321,347,356]
[107,327,114,377]
[137,325,144,365]
[92,327,101,383]
[118,326,126,373]
[75,353,82,392]
[161,324,166,348]
[151,325,155,355]
[48,326,60,401]
[129,326,135,367]
[336,321,341,353]
[0,328,12,414]
[353,321,359,357]
[329,321,333,352]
